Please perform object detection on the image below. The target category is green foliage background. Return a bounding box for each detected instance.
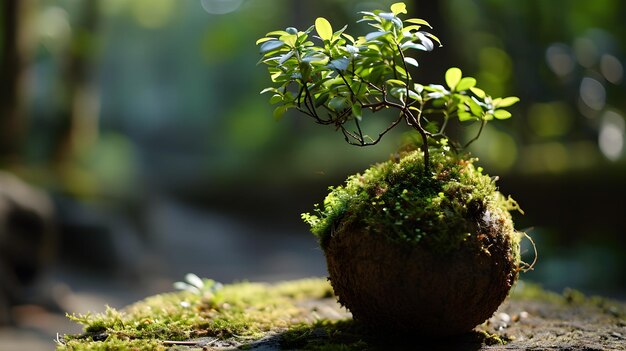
[3,0,626,295]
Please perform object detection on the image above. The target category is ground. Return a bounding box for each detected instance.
[55,278,626,351]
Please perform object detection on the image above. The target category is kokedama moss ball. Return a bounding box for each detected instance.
[303,149,523,336]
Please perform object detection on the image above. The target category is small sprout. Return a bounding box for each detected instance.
[173,273,223,298]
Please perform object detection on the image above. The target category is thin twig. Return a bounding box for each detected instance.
[395,42,412,103]
[162,341,200,346]
[463,118,486,148]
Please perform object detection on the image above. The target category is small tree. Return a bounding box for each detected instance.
[257,2,518,173]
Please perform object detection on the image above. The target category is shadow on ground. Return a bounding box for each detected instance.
[241,320,493,351]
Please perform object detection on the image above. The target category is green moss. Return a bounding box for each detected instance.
[511,282,626,318]
[302,148,522,253]
[57,278,335,351]
[280,320,368,350]
[59,277,615,350]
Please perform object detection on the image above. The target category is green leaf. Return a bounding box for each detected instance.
[280,34,298,47]
[315,17,333,41]
[260,40,286,54]
[458,112,474,122]
[493,109,512,120]
[378,12,396,21]
[405,18,432,28]
[389,87,405,99]
[323,77,344,88]
[445,67,462,90]
[350,81,365,96]
[332,25,348,39]
[377,13,403,29]
[328,97,348,111]
[345,45,359,54]
[469,87,486,99]
[403,25,422,32]
[404,57,419,67]
[407,89,421,101]
[391,17,403,30]
[260,87,276,95]
[269,70,282,82]
[423,32,442,47]
[301,53,327,63]
[427,92,445,99]
[342,33,356,43]
[352,104,362,120]
[468,98,483,116]
[256,37,274,45]
[401,42,428,51]
[269,94,283,104]
[365,31,389,41]
[328,57,350,71]
[273,105,288,120]
[394,64,407,77]
[278,50,294,65]
[386,79,407,86]
[455,77,476,91]
[495,96,520,108]
[265,30,290,37]
[391,2,407,15]
[315,93,329,107]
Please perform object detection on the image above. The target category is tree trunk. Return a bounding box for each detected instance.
[0,0,33,166]
[53,0,101,167]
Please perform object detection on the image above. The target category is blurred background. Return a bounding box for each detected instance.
[1,0,625,348]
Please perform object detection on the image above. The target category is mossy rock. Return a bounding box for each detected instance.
[304,149,523,335]
[56,278,626,350]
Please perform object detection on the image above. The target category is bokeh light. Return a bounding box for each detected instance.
[599,110,625,161]
[528,102,573,138]
[579,76,606,111]
[131,0,177,28]
[600,54,624,84]
[37,6,71,53]
[200,0,244,15]
[546,43,575,77]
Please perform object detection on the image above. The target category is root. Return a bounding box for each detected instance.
[518,230,537,273]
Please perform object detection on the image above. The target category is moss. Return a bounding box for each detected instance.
[302,148,522,253]
[57,278,335,351]
[511,282,626,318]
[509,282,565,304]
[307,148,525,335]
[280,320,368,350]
[59,277,616,350]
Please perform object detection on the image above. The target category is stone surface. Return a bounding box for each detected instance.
[237,295,626,350]
[54,279,626,351]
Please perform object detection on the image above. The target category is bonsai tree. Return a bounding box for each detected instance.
[256,2,519,173]
[258,2,530,336]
